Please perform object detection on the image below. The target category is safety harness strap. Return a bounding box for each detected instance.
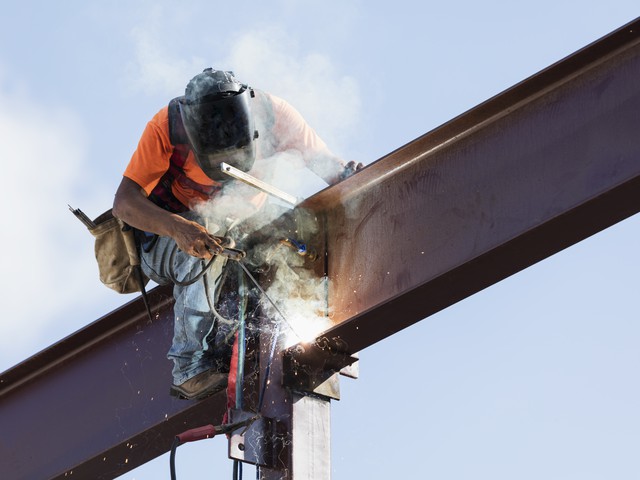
[148,97,220,214]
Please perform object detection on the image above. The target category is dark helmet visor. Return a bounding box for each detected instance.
[180,87,255,155]
[196,144,257,181]
[179,87,258,180]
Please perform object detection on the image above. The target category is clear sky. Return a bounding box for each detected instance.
[1,1,639,479]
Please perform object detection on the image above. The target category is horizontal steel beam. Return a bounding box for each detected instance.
[1,17,639,480]
[0,286,229,479]
[293,17,640,362]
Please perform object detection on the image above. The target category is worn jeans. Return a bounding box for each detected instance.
[140,227,239,385]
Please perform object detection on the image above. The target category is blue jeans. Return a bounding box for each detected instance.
[140,227,238,385]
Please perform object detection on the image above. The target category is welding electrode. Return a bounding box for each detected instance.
[68,205,96,229]
[207,237,246,261]
[218,246,246,261]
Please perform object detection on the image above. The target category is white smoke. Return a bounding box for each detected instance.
[124,5,207,97]
[259,247,333,348]
[222,26,361,155]
[190,168,332,347]
[122,16,364,347]
[127,15,361,150]
[0,74,109,370]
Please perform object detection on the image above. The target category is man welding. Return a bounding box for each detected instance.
[113,68,361,400]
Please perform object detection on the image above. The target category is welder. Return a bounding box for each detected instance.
[113,68,362,400]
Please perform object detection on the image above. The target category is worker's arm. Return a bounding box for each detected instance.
[304,152,363,185]
[268,93,363,184]
[112,176,221,259]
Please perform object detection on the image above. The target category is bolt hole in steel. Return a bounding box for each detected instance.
[238,443,245,451]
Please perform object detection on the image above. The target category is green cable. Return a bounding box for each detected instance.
[236,263,247,409]
[234,263,248,480]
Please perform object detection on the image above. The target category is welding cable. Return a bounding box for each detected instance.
[235,262,300,413]
[233,272,247,480]
[236,267,248,410]
[234,263,284,411]
[138,239,214,288]
[167,244,217,287]
[169,424,223,480]
[202,262,244,351]
[168,239,244,344]
[237,262,303,340]
[233,458,243,480]
[169,417,259,480]
[169,436,180,480]
[168,237,249,343]
[165,235,245,287]
[233,460,238,480]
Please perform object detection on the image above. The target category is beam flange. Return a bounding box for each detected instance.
[293,17,640,359]
[1,17,639,480]
[0,286,229,480]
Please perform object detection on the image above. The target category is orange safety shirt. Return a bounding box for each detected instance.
[124,92,330,210]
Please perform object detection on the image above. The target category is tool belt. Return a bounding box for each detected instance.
[88,209,150,294]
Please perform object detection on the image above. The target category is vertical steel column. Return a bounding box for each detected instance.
[291,393,331,480]
[254,338,335,480]
[255,329,293,480]
[232,206,341,479]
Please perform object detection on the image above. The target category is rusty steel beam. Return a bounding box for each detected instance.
[293,18,640,363]
[1,17,640,480]
[0,286,230,479]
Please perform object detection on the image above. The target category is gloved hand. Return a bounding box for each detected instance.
[339,161,364,181]
[171,218,223,259]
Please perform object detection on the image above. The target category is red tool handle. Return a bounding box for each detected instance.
[176,425,217,443]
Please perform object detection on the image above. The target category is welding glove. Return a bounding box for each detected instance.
[339,161,364,181]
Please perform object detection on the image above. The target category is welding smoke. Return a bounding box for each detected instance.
[191,97,338,346]
[194,173,332,347]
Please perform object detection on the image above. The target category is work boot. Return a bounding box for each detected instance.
[170,369,228,400]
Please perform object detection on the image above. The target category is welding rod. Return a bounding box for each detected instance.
[68,205,96,229]
[208,237,246,261]
[218,246,246,261]
[220,162,299,206]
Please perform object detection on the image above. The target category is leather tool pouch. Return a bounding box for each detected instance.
[89,209,149,294]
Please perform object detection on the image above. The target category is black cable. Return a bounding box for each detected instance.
[168,247,217,287]
[202,258,242,352]
[169,418,259,480]
[233,459,243,480]
[236,265,247,410]
[170,437,180,480]
[138,238,214,288]
[134,264,154,323]
[235,262,285,413]
[233,265,248,480]
[164,244,290,479]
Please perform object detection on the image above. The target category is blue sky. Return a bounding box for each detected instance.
[1,1,638,479]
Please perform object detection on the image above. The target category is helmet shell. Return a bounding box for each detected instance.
[179,69,257,179]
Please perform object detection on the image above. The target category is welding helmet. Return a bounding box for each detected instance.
[179,69,258,181]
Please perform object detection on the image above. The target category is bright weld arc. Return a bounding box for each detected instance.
[238,259,304,413]
[236,262,305,342]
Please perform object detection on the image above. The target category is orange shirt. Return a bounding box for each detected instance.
[124,92,334,209]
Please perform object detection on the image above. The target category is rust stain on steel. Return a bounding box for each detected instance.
[0,286,229,480]
[1,17,640,480]
[296,17,640,358]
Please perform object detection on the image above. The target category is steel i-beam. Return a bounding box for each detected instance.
[1,17,639,480]
[290,17,640,365]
